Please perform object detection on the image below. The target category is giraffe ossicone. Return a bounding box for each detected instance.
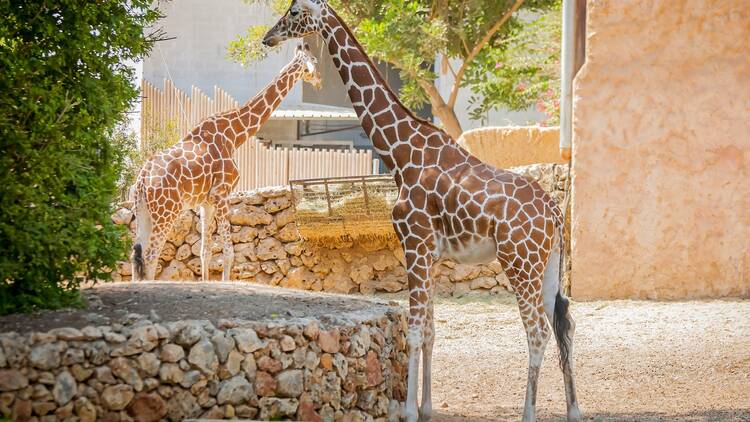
[263,3,581,422]
[131,43,321,283]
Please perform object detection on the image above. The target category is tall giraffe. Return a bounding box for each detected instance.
[131,44,321,282]
[262,3,580,422]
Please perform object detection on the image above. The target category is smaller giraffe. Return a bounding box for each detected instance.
[132,43,321,282]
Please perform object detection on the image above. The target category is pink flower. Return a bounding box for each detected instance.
[494,62,503,69]
[516,82,526,92]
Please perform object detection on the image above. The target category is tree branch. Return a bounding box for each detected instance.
[447,0,524,108]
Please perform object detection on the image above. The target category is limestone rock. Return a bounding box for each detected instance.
[53,371,77,405]
[323,272,357,294]
[281,266,316,290]
[349,329,371,357]
[166,389,201,421]
[188,339,218,375]
[175,322,205,347]
[276,223,300,242]
[217,375,254,405]
[365,351,382,387]
[29,342,64,370]
[158,363,184,385]
[259,397,299,420]
[350,264,373,285]
[0,369,29,391]
[255,371,277,397]
[450,264,482,281]
[275,207,295,228]
[137,353,160,378]
[231,226,258,244]
[256,237,286,260]
[276,369,303,398]
[159,259,195,281]
[160,344,185,363]
[229,205,273,226]
[159,242,176,262]
[264,195,291,213]
[109,357,143,391]
[128,325,159,352]
[231,328,263,353]
[112,207,133,225]
[166,213,193,245]
[318,329,340,353]
[284,241,304,256]
[127,392,167,422]
[101,385,135,411]
[75,397,97,422]
[470,276,497,290]
[211,333,235,364]
[233,262,261,279]
[225,350,243,377]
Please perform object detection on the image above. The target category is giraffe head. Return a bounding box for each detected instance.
[261,0,327,47]
[294,43,322,90]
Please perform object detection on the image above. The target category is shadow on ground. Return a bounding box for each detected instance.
[432,408,750,421]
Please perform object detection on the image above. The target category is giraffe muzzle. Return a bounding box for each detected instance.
[262,34,281,47]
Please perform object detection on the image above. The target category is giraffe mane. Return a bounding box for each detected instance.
[327,6,455,142]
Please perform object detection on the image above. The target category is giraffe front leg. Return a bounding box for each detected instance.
[214,199,233,281]
[199,203,216,282]
[420,300,435,421]
[402,248,434,422]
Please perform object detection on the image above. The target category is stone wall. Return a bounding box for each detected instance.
[458,126,566,169]
[571,0,750,299]
[113,163,569,295]
[0,293,408,421]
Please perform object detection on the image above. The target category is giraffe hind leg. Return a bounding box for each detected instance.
[132,195,152,281]
[199,203,216,282]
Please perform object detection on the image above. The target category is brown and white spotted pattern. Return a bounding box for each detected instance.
[131,44,321,283]
[263,3,580,422]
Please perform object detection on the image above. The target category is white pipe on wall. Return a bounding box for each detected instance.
[559,0,576,160]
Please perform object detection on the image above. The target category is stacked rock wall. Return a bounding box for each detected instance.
[113,163,569,295]
[0,304,408,421]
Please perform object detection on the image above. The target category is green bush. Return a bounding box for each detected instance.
[0,1,161,314]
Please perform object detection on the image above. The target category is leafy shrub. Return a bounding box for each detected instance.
[0,1,161,314]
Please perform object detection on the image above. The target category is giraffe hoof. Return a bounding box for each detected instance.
[567,406,582,422]
[403,406,419,422]
[419,402,432,421]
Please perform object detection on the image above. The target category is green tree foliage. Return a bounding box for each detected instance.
[0,1,161,314]
[229,0,560,138]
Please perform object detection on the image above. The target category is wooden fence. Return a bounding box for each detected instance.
[140,79,380,191]
[234,141,378,191]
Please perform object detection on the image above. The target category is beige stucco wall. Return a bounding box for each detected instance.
[571,0,750,299]
[458,126,566,168]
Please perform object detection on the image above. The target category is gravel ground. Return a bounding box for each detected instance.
[390,294,750,421]
[0,282,399,333]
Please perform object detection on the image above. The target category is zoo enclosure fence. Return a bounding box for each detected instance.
[140,79,380,191]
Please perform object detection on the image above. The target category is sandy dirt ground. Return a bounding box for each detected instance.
[395,294,750,422]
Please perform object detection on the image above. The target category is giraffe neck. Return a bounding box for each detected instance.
[320,8,443,171]
[229,62,303,149]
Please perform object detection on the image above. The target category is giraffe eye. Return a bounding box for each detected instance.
[290,8,299,16]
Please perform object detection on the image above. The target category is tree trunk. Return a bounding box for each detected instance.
[420,81,463,140]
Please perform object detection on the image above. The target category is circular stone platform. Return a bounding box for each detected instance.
[0,282,408,421]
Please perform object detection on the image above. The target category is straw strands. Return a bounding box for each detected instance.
[292,175,399,246]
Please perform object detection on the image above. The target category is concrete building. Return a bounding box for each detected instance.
[141,0,539,153]
[570,0,749,299]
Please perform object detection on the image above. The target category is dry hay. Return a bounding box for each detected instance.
[293,177,398,247]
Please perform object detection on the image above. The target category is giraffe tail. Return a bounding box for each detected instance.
[552,221,573,370]
[133,244,145,280]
